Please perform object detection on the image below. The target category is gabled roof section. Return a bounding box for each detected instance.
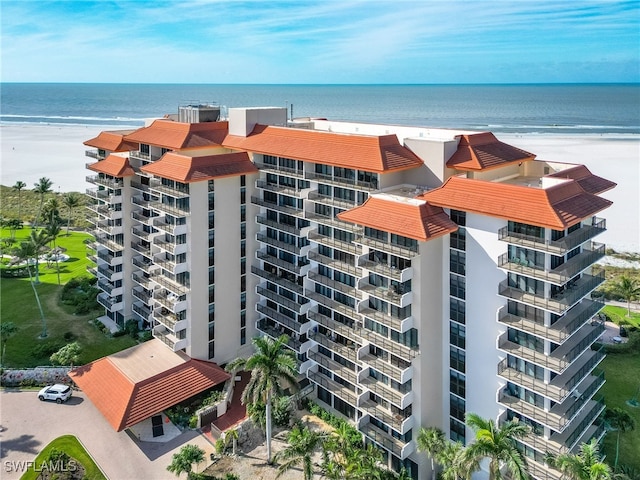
[83,130,138,152]
[124,120,228,150]
[87,154,135,177]
[337,196,458,242]
[447,132,535,171]
[141,151,257,182]
[547,165,616,195]
[223,124,424,173]
[421,176,612,230]
[69,340,230,431]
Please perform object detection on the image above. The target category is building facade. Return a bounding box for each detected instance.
[84,105,614,479]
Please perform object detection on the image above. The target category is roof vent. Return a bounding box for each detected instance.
[178,103,221,123]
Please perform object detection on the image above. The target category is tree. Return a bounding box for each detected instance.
[13,180,27,222]
[225,428,239,456]
[62,192,82,235]
[611,276,640,317]
[273,424,328,480]
[28,229,52,285]
[225,335,298,464]
[13,241,48,338]
[33,177,53,228]
[50,342,81,369]
[546,438,611,480]
[605,407,636,469]
[6,218,22,239]
[42,197,61,225]
[166,444,205,477]
[0,322,18,366]
[465,413,530,480]
[417,426,446,480]
[438,441,479,480]
[45,218,63,285]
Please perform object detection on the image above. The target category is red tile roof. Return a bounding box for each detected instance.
[337,196,458,241]
[421,176,612,230]
[69,343,230,431]
[447,132,535,171]
[87,154,136,177]
[223,124,424,173]
[83,130,138,152]
[141,151,257,182]
[124,120,228,149]
[547,165,616,195]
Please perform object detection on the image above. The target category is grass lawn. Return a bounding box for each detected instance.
[1,228,136,367]
[602,304,640,329]
[19,434,106,480]
[600,352,640,471]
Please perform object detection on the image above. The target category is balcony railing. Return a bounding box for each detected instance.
[360,283,412,308]
[359,400,413,435]
[498,270,605,314]
[353,235,419,259]
[361,421,413,459]
[308,271,362,300]
[256,303,306,333]
[132,302,151,321]
[307,369,359,405]
[498,218,606,255]
[256,285,305,314]
[308,310,360,343]
[360,353,413,385]
[257,250,310,276]
[255,162,304,178]
[256,319,304,352]
[149,179,190,198]
[250,196,305,217]
[309,330,360,364]
[305,290,362,324]
[86,187,109,200]
[305,171,378,191]
[308,230,362,256]
[256,180,309,198]
[358,258,412,283]
[86,175,124,189]
[251,265,304,295]
[256,233,307,256]
[361,376,411,409]
[307,349,359,386]
[150,271,189,295]
[305,211,363,234]
[256,214,307,237]
[308,249,362,278]
[308,191,358,210]
[149,200,190,217]
[359,328,418,362]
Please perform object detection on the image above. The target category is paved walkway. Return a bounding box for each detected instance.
[0,390,215,479]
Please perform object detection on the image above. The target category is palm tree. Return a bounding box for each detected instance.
[0,322,18,367]
[62,192,82,235]
[605,407,636,469]
[438,441,479,480]
[417,426,446,480]
[611,276,640,317]
[166,444,205,477]
[13,180,27,223]
[226,335,298,464]
[33,177,53,228]
[42,197,61,225]
[465,413,530,480]
[28,229,52,285]
[273,424,328,480]
[546,438,611,480]
[13,241,48,338]
[225,428,239,456]
[45,218,63,285]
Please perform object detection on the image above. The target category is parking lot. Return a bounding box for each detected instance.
[0,389,215,479]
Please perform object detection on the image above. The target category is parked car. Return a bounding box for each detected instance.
[38,384,72,404]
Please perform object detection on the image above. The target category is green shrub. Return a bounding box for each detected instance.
[214,438,225,454]
[31,341,65,358]
[140,330,153,342]
[272,395,292,427]
[189,415,198,429]
[112,329,127,337]
[124,319,139,339]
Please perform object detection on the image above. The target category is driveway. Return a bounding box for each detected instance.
[0,389,216,479]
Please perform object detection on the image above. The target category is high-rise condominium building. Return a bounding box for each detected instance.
[84,105,614,479]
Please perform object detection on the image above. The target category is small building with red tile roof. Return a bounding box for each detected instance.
[223,124,424,173]
[547,164,616,195]
[83,130,139,152]
[69,339,230,432]
[87,154,136,177]
[446,132,535,171]
[124,119,228,150]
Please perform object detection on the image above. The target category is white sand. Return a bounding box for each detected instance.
[1,124,638,252]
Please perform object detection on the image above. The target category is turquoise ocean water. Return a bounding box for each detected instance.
[1,83,638,134]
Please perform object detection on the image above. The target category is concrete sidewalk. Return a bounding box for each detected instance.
[0,390,215,479]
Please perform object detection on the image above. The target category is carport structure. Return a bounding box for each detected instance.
[69,339,230,431]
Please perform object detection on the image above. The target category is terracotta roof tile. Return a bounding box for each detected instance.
[87,154,136,177]
[547,165,616,195]
[83,130,138,152]
[447,132,535,171]
[421,176,612,230]
[141,151,257,182]
[124,120,228,150]
[337,197,458,241]
[69,343,230,431]
[223,125,424,173]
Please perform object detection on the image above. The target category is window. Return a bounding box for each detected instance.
[450,228,466,250]
[450,347,465,373]
[450,274,465,299]
[450,370,466,397]
[240,187,246,204]
[240,275,246,292]
[240,175,246,187]
[240,205,246,222]
[209,322,215,341]
[450,250,466,275]
[240,328,246,345]
[208,341,215,359]
[450,394,466,421]
[450,298,465,324]
[240,292,246,310]
[450,323,466,349]
[450,418,466,444]
[450,210,466,226]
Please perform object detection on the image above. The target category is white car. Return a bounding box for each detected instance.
[38,384,72,404]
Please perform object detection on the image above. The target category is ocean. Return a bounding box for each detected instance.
[1,83,639,134]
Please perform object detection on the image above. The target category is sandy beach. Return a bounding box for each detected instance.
[1,124,638,252]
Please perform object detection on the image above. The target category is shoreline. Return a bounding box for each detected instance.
[1,123,638,252]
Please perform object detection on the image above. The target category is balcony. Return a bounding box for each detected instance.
[154,236,188,255]
[256,180,310,198]
[309,330,360,364]
[256,214,311,237]
[149,179,190,199]
[97,279,121,296]
[257,250,311,276]
[132,286,152,304]
[132,271,155,290]
[308,310,361,343]
[97,264,122,282]
[358,258,412,283]
[498,270,605,314]
[97,250,122,266]
[498,299,604,344]
[307,349,359,386]
[360,283,412,308]
[308,271,362,300]
[361,376,413,409]
[96,219,123,236]
[360,353,413,384]
[153,326,188,352]
[97,292,122,312]
[132,195,150,207]
[251,265,304,295]
[307,369,359,406]
[305,290,361,324]
[305,211,363,234]
[132,256,154,274]
[155,254,188,275]
[150,271,189,296]
[152,217,188,236]
[256,303,308,334]
[308,191,358,211]
[305,171,378,191]
[130,180,150,193]
[154,289,187,314]
[497,243,605,286]
[359,328,418,363]
[308,249,363,278]
[149,200,190,218]
[308,230,362,256]
[132,227,155,242]
[361,420,414,459]
[498,218,606,255]
[86,175,124,189]
[255,162,304,178]
[497,322,605,374]
[250,196,305,218]
[153,307,179,331]
[257,319,306,352]
[256,233,310,256]
[132,302,152,322]
[85,149,105,160]
[256,285,307,314]
[130,150,161,163]
[95,234,124,253]
[353,235,419,259]
[360,307,414,333]
[359,400,414,435]
[86,187,109,200]
[131,241,153,259]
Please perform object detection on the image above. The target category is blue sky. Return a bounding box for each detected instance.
[1,0,638,84]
